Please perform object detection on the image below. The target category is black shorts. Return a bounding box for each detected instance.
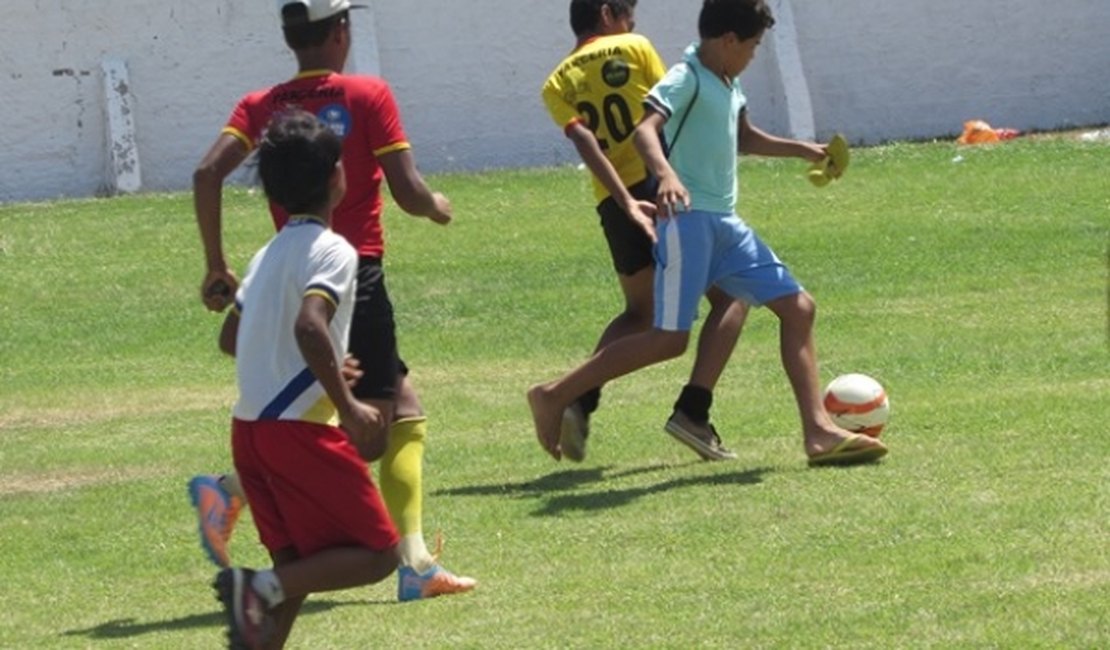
[348,257,408,401]
[596,177,658,276]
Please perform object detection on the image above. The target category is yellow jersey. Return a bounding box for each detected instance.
[542,33,667,203]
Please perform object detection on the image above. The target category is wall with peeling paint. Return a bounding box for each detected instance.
[0,0,1107,202]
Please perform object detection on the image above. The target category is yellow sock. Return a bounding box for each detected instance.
[379,417,434,570]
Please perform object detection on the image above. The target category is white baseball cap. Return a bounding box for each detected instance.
[279,0,365,25]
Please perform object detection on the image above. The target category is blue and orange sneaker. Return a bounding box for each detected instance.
[188,475,242,568]
[396,532,477,602]
[397,564,477,602]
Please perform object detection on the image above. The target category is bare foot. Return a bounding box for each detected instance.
[804,425,886,459]
[527,384,562,461]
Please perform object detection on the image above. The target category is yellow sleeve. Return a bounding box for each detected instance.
[541,69,582,132]
[641,39,668,85]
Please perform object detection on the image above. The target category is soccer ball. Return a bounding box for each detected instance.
[823,373,890,437]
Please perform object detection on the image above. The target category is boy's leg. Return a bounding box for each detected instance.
[591,177,659,357]
[562,266,655,462]
[215,546,398,650]
[349,259,475,599]
[584,266,654,396]
[765,292,887,462]
[533,210,710,458]
[666,286,749,460]
[215,420,403,647]
[708,214,884,465]
[264,546,306,649]
[379,378,477,600]
[358,392,476,601]
[374,379,426,565]
[687,286,748,392]
[529,328,689,459]
[272,545,400,599]
[562,182,659,460]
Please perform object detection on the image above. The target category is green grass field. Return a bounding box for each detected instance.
[1,135,1107,648]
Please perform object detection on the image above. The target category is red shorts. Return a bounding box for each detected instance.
[231,418,399,557]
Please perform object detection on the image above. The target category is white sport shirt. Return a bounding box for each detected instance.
[231,216,357,425]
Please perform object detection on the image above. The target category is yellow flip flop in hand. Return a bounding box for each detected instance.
[807,133,850,187]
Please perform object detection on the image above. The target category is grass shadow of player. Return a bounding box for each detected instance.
[529,466,772,517]
[61,597,377,641]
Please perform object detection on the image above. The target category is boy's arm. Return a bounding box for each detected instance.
[295,295,385,455]
[218,310,240,357]
[633,110,689,217]
[194,133,250,312]
[378,149,452,225]
[565,122,656,242]
[294,296,361,415]
[738,111,825,163]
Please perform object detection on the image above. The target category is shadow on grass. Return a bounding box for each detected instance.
[434,462,772,516]
[61,598,381,641]
[530,467,771,516]
[433,462,680,498]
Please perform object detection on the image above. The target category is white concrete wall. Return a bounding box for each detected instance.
[1,0,1107,203]
[794,0,1110,143]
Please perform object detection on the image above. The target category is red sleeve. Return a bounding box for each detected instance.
[223,91,267,150]
[359,78,409,156]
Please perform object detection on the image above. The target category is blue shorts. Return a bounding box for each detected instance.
[653,210,802,331]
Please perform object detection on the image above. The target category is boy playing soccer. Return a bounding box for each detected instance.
[190,0,474,601]
[529,0,888,467]
[213,109,398,649]
[540,0,749,462]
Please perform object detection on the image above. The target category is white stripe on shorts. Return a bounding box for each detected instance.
[660,220,683,331]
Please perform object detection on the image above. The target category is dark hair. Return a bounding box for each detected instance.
[258,110,342,214]
[569,0,637,37]
[698,0,774,41]
[281,5,348,50]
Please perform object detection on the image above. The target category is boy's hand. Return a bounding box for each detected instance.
[426,192,453,225]
[807,134,850,186]
[341,354,363,388]
[800,142,827,164]
[624,200,658,243]
[201,270,239,312]
[341,401,388,461]
[656,174,691,218]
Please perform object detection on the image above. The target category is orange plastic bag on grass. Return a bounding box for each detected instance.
[958,120,1000,144]
[958,120,1020,144]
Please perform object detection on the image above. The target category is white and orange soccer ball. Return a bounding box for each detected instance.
[823,373,890,437]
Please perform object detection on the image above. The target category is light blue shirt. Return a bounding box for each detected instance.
[646,43,746,214]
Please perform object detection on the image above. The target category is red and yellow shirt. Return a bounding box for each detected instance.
[225,71,409,257]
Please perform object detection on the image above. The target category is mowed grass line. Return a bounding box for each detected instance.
[0,135,1107,648]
